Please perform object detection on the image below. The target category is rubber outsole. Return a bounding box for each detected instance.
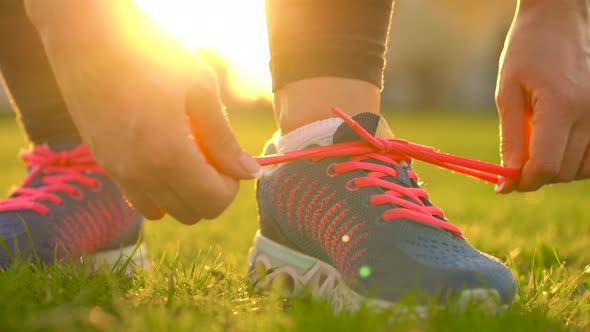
[247,231,506,315]
[85,243,149,273]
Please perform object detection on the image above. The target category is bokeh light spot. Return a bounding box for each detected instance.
[359,265,372,278]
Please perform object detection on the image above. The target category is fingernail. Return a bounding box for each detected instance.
[495,176,505,193]
[154,207,166,219]
[239,151,262,178]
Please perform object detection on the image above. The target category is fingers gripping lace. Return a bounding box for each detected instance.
[255,108,521,237]
[0,145,106,215]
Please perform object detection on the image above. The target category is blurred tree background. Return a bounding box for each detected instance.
[383,0,515,110]
[0,0,517,113]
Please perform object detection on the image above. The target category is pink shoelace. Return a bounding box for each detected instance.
[0,145,106,215]
[0,111,519,236]
[255,108,520,237]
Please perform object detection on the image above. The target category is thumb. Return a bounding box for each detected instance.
[495,83,530,194]
[185,83,261,180]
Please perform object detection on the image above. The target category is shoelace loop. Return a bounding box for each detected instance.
[255,108,521,237]
[0,145,106,215]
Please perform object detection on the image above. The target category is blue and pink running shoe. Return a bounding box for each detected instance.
[248,110,517,314]
[0,143,145,269]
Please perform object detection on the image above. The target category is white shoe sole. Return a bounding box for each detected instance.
[247,231,506,316]
[85,243,149,273]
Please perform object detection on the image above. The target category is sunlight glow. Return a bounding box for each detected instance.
[134,0,271,101]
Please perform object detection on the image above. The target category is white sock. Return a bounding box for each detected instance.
[273,118,344,153]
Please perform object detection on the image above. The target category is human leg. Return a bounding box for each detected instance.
[0,0,79,144]
[0,1,144,269]
[266,0,391,133]
[248,0,516,313]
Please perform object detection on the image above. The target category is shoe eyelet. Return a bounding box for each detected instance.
[71,189,84,200]
[91,181,103,192]
[326,163,338,178]
[345,179,359,192]
[374,215,384,225]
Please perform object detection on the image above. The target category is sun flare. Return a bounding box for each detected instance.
[134,0,271,101]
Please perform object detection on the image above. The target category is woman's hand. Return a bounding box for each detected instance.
[495,0,590,193]
[25,1,261,223]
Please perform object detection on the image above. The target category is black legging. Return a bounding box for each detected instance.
[0,0,394,144]
[266,0,394,91]
[0,0,80,144]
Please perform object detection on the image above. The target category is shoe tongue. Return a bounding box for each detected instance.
[332,112,394,144]
[332,111,412,181]
[330,113,444,221]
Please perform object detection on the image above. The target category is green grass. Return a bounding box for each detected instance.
[0,108,589,331]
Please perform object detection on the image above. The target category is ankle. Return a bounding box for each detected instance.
[44,140,82,152]
[273,77,381,134]
[273,117,343,153]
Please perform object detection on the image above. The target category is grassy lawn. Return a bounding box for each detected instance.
[0,108,588,331]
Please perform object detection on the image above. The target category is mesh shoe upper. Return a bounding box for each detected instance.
[0,144,142,268]
[256,112,517,304]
